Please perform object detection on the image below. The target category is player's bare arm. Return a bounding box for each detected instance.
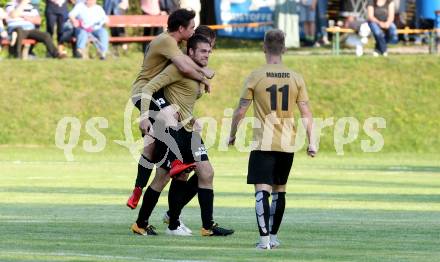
[229,98,252,145]
[171,55,213,87]
[297,101,317,157]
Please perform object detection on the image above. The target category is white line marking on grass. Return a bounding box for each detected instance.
[1,251,212,262]
[1,251,141,260]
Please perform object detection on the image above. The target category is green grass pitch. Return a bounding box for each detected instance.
[1,51,439,261]
[1,147,439,261]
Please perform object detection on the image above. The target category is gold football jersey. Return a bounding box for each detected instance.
[240,64,309,152]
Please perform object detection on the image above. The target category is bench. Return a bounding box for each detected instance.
[326,26,439,55]
[107,14,168,43]
[1,38,36,46]
[0,14,168,59]
[1,38,37,59]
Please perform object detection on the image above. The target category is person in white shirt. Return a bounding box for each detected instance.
[0,8,8,40]
[5,0,64,58]
[179,0,200,27]
[69,0,109,59]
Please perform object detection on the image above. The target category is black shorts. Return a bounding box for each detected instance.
[133,89,171,136]
[133,89,171,116]
[247,150,294,185]
[157,128,209,170]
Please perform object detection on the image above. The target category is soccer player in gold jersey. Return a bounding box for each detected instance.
[229,29,317,249]
[127,9,215,213]
[131,34,234,237]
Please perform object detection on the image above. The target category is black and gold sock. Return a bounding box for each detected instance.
[136,186,161,228]
[270,192,286,235]
[135,154,154,188]
[198,188,214,229]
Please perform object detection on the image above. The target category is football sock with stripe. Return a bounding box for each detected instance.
[198,188,214,229]
[270,192,286,235]
[255,190,270,236]
[136,186,160,228]
[135,154,154,188]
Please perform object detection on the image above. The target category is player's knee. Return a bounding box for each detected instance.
[151,171,170,191]
[199,169,213,185]
[273,184,286,192]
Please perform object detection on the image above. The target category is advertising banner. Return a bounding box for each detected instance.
[214,0,275,39]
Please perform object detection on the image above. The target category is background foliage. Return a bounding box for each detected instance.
[0,53,439,153]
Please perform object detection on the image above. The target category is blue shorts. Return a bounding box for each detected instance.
[299,4,315,23]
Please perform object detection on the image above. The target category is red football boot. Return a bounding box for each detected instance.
[127,187,142,209]
[169,160,196,178]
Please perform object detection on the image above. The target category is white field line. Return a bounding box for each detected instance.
[0,251,212,262]
[0,251,141,260]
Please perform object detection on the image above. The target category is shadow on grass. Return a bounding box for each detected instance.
[313,165,440,173]
[292,177,440,189]
[1,204,439,261]
[3,185,440,204]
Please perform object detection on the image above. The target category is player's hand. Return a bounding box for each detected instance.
[139,117,152,136]
[202,68,215,79]
[307,144,317,157]
[202,78,211,93]
[118,0,129,10]
[228,136,236,146]
[72,19,80,28]
[379,21,388,29]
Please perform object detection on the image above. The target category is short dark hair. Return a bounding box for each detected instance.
[187,34,211,55]
[264,29,285,55]
[167,9,196,32]
[195,25,216,42]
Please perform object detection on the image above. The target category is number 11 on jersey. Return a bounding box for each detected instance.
[266,84,289,111]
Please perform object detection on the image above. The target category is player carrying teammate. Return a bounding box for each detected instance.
[131,34,234,237]
[127,9,214,213]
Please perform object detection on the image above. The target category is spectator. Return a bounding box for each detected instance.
[344,16,371,56]
[0,8,7,56]
[69,0,109,59]
[5,0,65,58]
[199,0,215,25]
[315,0,329,46]
[45,0,69,55]
[180,0,201,27]
[141,0,160,16]
[159,0,179,14]
[141,0,163,52]
[299,0,317,46]
[0,8,7,41]
[367,0,398,56]
[394,0,409,42]
[103,0,129,54]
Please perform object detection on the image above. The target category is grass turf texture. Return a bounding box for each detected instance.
[0,147,439,261]
[0,52,439,152]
